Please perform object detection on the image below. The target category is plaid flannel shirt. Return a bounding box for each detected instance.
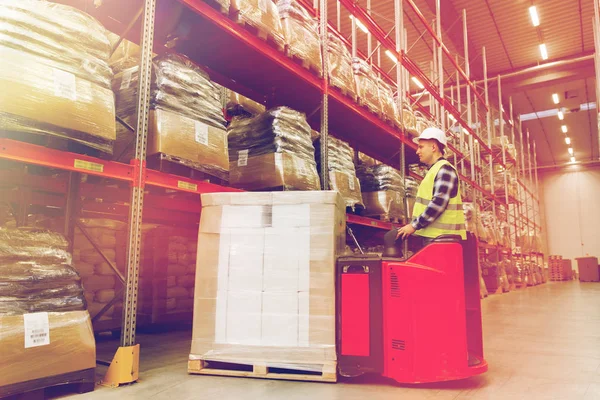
[411,158,459,230]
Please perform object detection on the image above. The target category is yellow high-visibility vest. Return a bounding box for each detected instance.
[412,159,467,240]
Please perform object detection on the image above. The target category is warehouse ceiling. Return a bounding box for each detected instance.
[331,0,598,167]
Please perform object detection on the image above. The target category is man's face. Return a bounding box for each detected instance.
[416,139,436,165]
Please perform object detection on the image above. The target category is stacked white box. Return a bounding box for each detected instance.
[190,191,345,370]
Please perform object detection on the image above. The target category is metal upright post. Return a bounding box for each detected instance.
[101,0,156,387]
[319,0,329,190]
[464,10,476,212]
[436,0,444,132]
[483,46,496,230]
[63,172,80,253]
[367,0,372,60]
[594,0,600,158]
[395,0,408,253]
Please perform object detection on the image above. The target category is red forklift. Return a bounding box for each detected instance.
[337,232,488,384]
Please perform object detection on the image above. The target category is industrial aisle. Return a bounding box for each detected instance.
[52,281,600,400]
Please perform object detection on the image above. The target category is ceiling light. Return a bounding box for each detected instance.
[539,43,548,60]
[462,128,470,135]
[529,6,540,27]
[570,156,576,163]
[561,125,567,133]
[557,110,564,120]
[349,16,369,34]
[552,93,559,104]
[568,147,574,155]
[449,114,457,123]
[385,50,398,63]
[411,77,424,89]
[565,137,571,145]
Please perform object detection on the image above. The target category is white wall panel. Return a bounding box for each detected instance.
[540,167,600,260]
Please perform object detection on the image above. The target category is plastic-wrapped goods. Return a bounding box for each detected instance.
[226,91,266,118]
[228,107,320,191]
[480,211,498,246]
[353,58,381,114]
[231,0,285,50]
[0,0,115,154]
[463,203,478,237]
[327,33,357,100]
[357,152,379,167]
[405,176,419,216]
[378,78,401,127]
[402,100,418,137]
[190,192,345,373]
[107,35,142,74]
[414,111,430,136]
[113,54,228,177]
[314,136,363,209]
[0,311,95,387]
[358,165,405,220]
[277,0,322,76]
[491,136,516,160]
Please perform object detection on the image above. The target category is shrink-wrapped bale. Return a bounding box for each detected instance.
[0,228,95,388]
[378,78,401,127]
[113,54,228,180]
[190,191,345,373]
[231,0,285,50]
[277,0,322,76]
[228,107,320,191]
[226,91,266,118]
[0,0,115,153]
[353,58,381,114]
[358,164,405,221]
[314,135,363,209]
[327,34,357,100]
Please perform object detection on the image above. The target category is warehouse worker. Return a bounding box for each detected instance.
[396,127,467,246]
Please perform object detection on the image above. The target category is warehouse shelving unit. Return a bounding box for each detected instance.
[0,0,546,383]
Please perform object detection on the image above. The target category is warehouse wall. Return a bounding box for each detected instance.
[540,165,600,260]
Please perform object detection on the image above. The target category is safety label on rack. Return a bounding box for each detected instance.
[23,312,50,348]
[53,68,77,101]
[120,69,133,90]
[238,150,249,167]
[74,159,104,173]
[195,121,209,146]
[178,180,198,192]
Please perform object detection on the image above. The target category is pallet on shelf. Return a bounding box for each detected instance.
[146,152,229,185]
[0,368,96,399]
[232,16,286,53]
[188,359,337,383]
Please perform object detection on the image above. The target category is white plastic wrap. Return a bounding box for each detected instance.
[190,191,345,371]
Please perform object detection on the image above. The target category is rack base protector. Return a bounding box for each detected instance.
[100,344,140,387]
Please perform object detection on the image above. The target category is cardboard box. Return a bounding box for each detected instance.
[190,191,345,368]
[148,109,229,176]
[576,257,600,282]
[0,47,115,153]
[0,311,96,387]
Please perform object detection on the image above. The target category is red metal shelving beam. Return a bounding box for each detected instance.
[0,139,134,181]
[346,213,399,230]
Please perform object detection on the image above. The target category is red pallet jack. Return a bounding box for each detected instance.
[337,232,488,384]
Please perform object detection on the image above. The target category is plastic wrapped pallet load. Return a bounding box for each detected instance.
[353,58,382,115]
[112,54,229,181]
[0,229,95,389]
[228,107,321,191]
[327,33,357,100]
[189,191,345,379]
[231,0,285,50]
[358,164,406,222]
[277,0,322,76]
[314,135,363,209]
[0,0,115,154]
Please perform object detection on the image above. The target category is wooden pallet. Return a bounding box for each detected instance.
[146,153,229,185]
[233,16,286,52]
[330,83,358,102]
[286,52,323,77]
[0,368,95,399]
[188,359,337,383]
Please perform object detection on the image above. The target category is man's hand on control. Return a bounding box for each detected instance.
[396,224,416,240]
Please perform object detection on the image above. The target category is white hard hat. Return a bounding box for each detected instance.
[413,127,447,146]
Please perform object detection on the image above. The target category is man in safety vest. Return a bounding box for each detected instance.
[396,127,467,245]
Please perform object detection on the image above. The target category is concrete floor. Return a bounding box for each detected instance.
[58,281,600,400]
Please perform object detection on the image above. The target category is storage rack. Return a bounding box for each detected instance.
[0,0,546,379]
